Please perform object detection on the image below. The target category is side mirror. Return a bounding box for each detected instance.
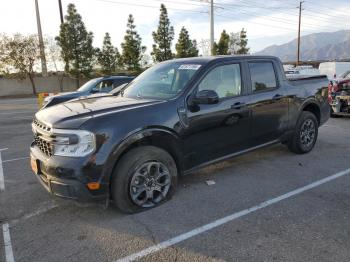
[192,90,219,105]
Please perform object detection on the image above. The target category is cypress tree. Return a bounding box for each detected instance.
[213,30,230,55]
[97,32,120,74]
[175,27,199,58]
[56,3,94,87]
[236,28,250,54]
[152,4,174,62]
[120,14,146,72]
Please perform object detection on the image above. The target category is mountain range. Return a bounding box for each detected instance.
[255,30,350,61]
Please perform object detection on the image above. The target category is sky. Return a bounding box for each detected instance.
[1,0,349,56]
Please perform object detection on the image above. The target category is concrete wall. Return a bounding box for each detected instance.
[0,76,88,97]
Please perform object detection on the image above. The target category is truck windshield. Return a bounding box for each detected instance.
[123,62,202,100]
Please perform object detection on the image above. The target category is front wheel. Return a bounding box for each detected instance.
[288,111,318,154]
[111,146,178,213]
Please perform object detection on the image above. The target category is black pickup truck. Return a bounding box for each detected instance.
[30,56,330,213]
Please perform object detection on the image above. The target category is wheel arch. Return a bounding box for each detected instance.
[105,127,184,186]
[301,100,321,126]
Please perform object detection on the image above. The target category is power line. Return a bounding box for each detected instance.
[218,0,349,23]
[215,2,348,30]
[217,8,328,31]
[94,0,208,13]
[215,3,347,31]
[215,13,296,32]
[142,0,208,7]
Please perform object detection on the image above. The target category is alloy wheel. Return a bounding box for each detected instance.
[300,119,316,148]
[129,161,171,208]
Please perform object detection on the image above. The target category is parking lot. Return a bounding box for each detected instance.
[0,97,350,262]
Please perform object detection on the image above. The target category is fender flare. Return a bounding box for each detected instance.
[299,98,321,124]
[104,127,184,183]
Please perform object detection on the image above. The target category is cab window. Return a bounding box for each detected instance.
[198,64,242,99]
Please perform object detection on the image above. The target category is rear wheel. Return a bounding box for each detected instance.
[111,146,178,213]
[288,111,318,154]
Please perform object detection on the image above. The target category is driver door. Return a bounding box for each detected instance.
[182,63,251,168]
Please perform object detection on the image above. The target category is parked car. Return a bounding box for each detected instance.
[42,75,135,108]
[30,56,330,213]
[328,75,350,117]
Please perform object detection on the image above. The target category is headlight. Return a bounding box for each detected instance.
[52,129,96,157]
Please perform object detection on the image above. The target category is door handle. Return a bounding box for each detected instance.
[272,94,283,100]
[231,102,246,109]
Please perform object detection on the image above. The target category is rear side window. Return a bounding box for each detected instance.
[248,62,277,92]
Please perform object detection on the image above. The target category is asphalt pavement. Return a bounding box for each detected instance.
[0,97,349,262]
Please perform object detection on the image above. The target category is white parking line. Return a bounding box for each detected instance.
[1,148,16,262]
[10,201,60,225]
[0,111,36,115]
[2,157,30,164]
[2,223,15,262]
[115,167,350,262]
[0,151,5,191]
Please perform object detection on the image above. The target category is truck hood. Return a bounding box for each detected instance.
[35,96,161,129]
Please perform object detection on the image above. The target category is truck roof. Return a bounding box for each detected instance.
[167,55,280,64]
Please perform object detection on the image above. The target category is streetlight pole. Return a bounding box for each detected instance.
[35,0,48,76]
[296,1,304,66]
[210,0,214,55]
[58,0,64,24]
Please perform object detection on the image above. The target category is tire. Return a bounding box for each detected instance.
[288,111,318,154]
[111,146,178,213]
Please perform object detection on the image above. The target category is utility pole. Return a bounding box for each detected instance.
[58,0,64,24]
[296,1,304,66]
[210,0,214,55]
[35,0,48,76]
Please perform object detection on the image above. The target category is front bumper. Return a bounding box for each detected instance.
[30,144,108,202]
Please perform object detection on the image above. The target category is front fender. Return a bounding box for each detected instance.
[103,127,184,183]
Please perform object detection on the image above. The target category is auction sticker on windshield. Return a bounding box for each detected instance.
[178,64,201,70]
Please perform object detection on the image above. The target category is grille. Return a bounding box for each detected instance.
[34,134,53,157]
[32,118,53,157]
[33,118,52,132]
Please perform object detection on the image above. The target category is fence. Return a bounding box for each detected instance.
[0,76,88,97]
